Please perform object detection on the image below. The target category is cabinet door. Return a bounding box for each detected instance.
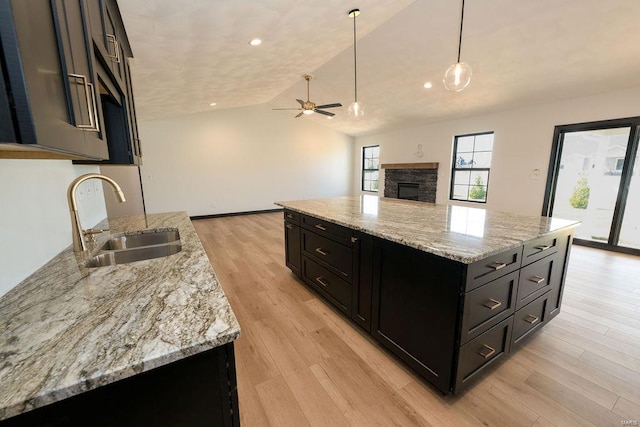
[285,222,301,276]
[123,58,141,163]
[51,0,108,158]
[0,60,16,143]
[351,232,373,332]
[371,238,464,393]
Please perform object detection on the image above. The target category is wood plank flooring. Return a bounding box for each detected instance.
[192,212,640,427]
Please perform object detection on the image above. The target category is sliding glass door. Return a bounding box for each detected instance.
[543,117,640,254]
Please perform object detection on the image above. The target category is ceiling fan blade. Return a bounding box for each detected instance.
[272,108,303,110]
[315,103,342,109]
[315,110,335,117]
[295,112,304,118]
[296,99,305,106]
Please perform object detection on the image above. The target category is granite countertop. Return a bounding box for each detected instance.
[0,212,240,421]
[276,196,580,263]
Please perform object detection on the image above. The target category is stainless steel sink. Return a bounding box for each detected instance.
[100,229,180,250]
[85,228,182,268]
[85,242,182,268]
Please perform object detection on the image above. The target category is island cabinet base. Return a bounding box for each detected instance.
[1,343,240,427]
[282,209,574,394]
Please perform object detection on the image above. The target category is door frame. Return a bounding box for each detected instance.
[542,116,640,256]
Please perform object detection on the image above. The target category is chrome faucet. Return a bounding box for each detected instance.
[67,173,126,252]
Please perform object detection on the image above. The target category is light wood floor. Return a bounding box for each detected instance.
[193,212,640,427]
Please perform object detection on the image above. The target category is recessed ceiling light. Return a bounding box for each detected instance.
[423,82,433,89]
[209,102,217,106]
[249,38,262,46]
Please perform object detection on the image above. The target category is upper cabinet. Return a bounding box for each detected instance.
[0,0,141,164]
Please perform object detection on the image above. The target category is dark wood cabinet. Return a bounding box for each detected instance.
[0,343,240,427]
[284,210,301,277]
[372,238,462,393]
[0,0,140,164]
[0,0,107,159]
[283,210,575,394]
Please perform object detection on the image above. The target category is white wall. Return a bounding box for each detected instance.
[354,87,640,216]
[0,160,107,296]
[139,104,354,216]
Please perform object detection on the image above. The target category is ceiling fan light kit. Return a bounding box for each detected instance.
[348,8,365,119]
[443,0,472,92]
[272,74,342,118]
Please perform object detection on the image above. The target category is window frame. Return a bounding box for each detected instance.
[449,131,494,204]
[361,145,380,192]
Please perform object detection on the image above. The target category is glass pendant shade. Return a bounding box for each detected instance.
[443,61,472,92]
[302,109,314,115]
[348,101,364,119]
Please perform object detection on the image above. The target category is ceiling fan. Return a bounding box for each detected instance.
[273,75,342,118]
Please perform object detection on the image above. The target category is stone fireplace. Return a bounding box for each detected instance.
[382,162,438,203]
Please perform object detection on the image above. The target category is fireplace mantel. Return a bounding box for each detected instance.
[381,162,439,170]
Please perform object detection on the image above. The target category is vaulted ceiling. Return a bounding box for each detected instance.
[119,0,640,136]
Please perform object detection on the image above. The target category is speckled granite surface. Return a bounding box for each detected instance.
[0,212,240,421]
[276,196,580,263]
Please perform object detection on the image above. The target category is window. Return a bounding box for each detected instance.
[362,145,380,192]
[450,132,494,203]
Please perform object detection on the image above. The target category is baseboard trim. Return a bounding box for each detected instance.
[190,208,283,220]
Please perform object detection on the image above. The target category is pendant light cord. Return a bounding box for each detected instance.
[457,0,465,63]
[353,13,358,102]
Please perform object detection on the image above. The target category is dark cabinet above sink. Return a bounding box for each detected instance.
[0,0,141,164]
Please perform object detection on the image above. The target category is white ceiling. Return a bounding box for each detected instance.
[119,0,640,137]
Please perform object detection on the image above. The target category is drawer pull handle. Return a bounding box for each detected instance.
[529,275,545,284]
[488,261,507,271]
[315,247,328,256]
[106,34,121,63]
[315,224,327,231]
[285,224,293,230]
[535,245,551,251]
[286,213,294,219]
[478,345,496,359]
[315,276,329,287]
[483,298,502,310]
[351,237,358,243]
[524,314,539,325]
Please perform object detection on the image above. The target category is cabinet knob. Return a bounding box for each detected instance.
[524,315,539,325]
[315,276,329,287]
[478,344,496,359]
[488,261,507,271]
[315,247,328,256]
[483,298,502,310]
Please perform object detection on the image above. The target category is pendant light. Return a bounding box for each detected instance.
[443,0,472,92]
[348,8,364,119]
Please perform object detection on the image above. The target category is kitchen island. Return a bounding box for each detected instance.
[0,212,240,425]
[276,195,579,394]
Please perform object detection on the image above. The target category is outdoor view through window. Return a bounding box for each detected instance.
[450,132,493,203]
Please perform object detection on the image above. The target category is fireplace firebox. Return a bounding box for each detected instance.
[397,183,420,200]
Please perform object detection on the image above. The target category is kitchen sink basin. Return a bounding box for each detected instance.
[85,228,182,268]
[85,241,182,268]
[100,229,180,250]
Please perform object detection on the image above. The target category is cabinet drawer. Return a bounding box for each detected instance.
[302,256,351,314]
[512,292,549,346]
[460,270,518,344]
[466,247,522,291]
[516,254,556,309]
[302,229,352,280]
[301,214,352,246]
[455,316,513,392]
[284,209,300,225]
[522,233,560,266]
